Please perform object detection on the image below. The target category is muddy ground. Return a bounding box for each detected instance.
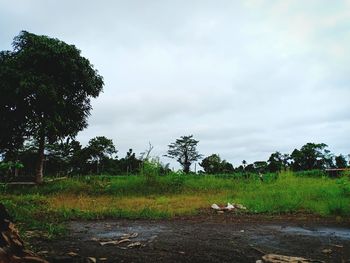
[31,214,350,263]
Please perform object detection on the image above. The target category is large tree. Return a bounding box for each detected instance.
[165,135,202,173]
[199,154,234,174]
[199,154,222,174]
[290,143,332,171]
[0,31,104,183]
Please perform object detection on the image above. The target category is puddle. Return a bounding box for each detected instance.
[70,221,168,242]
[96,225,166,241]
[268,225,350,240]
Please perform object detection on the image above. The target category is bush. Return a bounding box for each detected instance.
[0,161,24,181]
[141,159,161,184]
[337,177,350,197]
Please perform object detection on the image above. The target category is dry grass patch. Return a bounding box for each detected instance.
[48,193,230,216]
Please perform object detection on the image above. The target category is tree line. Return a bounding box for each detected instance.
[0,133,348,180]
[200,143,349,174]
[165,135,349,174]
[0,136,157,179]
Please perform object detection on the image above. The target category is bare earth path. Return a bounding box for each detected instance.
[32,214,350,263]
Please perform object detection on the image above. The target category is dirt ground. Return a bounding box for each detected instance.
[31,213,350,263]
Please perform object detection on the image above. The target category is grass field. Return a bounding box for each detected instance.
[1,171,350,238]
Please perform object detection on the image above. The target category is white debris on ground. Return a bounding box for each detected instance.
[211,203,247,212]
[226,203,235,210]
[211,204,221,210]
[127,241,142,248]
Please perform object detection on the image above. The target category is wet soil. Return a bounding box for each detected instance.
[32,214,350,263]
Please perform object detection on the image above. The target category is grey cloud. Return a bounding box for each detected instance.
[1,0,349,169]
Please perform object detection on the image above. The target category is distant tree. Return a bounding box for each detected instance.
[290,143,331,171]
[200,154,234,174]
[15,138,84,177]
[165,135,202,173]
[86,136,117,174]
[235,165,244,173]
[64,140,84,173]
[221,160,235,173]
[335,154,347,169]
[199,154,222,174]
[244,163,255,173]
[45,138,82,176]
[119,149,142,174]
[14,141,38,177]
[267,151,284,172]
[282,153,290,168]
[0,31,104,183]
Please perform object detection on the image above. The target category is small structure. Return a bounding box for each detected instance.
[324,168,350,178]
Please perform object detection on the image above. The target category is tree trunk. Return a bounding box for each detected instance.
[184,161,190,174]
[184,165,190,174]
[35,135,45,184]
[183,153,190,174]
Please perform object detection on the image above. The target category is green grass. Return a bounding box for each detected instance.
[1,171,349,238]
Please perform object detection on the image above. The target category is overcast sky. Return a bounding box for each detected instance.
[1,0,349,169]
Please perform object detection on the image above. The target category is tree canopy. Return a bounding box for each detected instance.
[290,143,331,171]
[165,135,202,173]
[199,154,234,174]
[0,31,104,183]
[85,136,117,174]
[199,154,222,174]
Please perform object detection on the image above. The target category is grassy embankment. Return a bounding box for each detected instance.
[1,170,350,237]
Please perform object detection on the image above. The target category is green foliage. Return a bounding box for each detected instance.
[199,154,234,174]
[290,143,332,171]
[1,195,66,238]
[336,176,350,197]
[0,161,24,171]
[0,161,24,180]
[200,154,222,173]
[142,159,161,183]
[0,31,104,182]
[267,151,289,172]
[86,136,117,161]
[84,136,117,174]
[165,135,202,173]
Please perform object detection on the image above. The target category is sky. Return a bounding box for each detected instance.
[1,0,350,169]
